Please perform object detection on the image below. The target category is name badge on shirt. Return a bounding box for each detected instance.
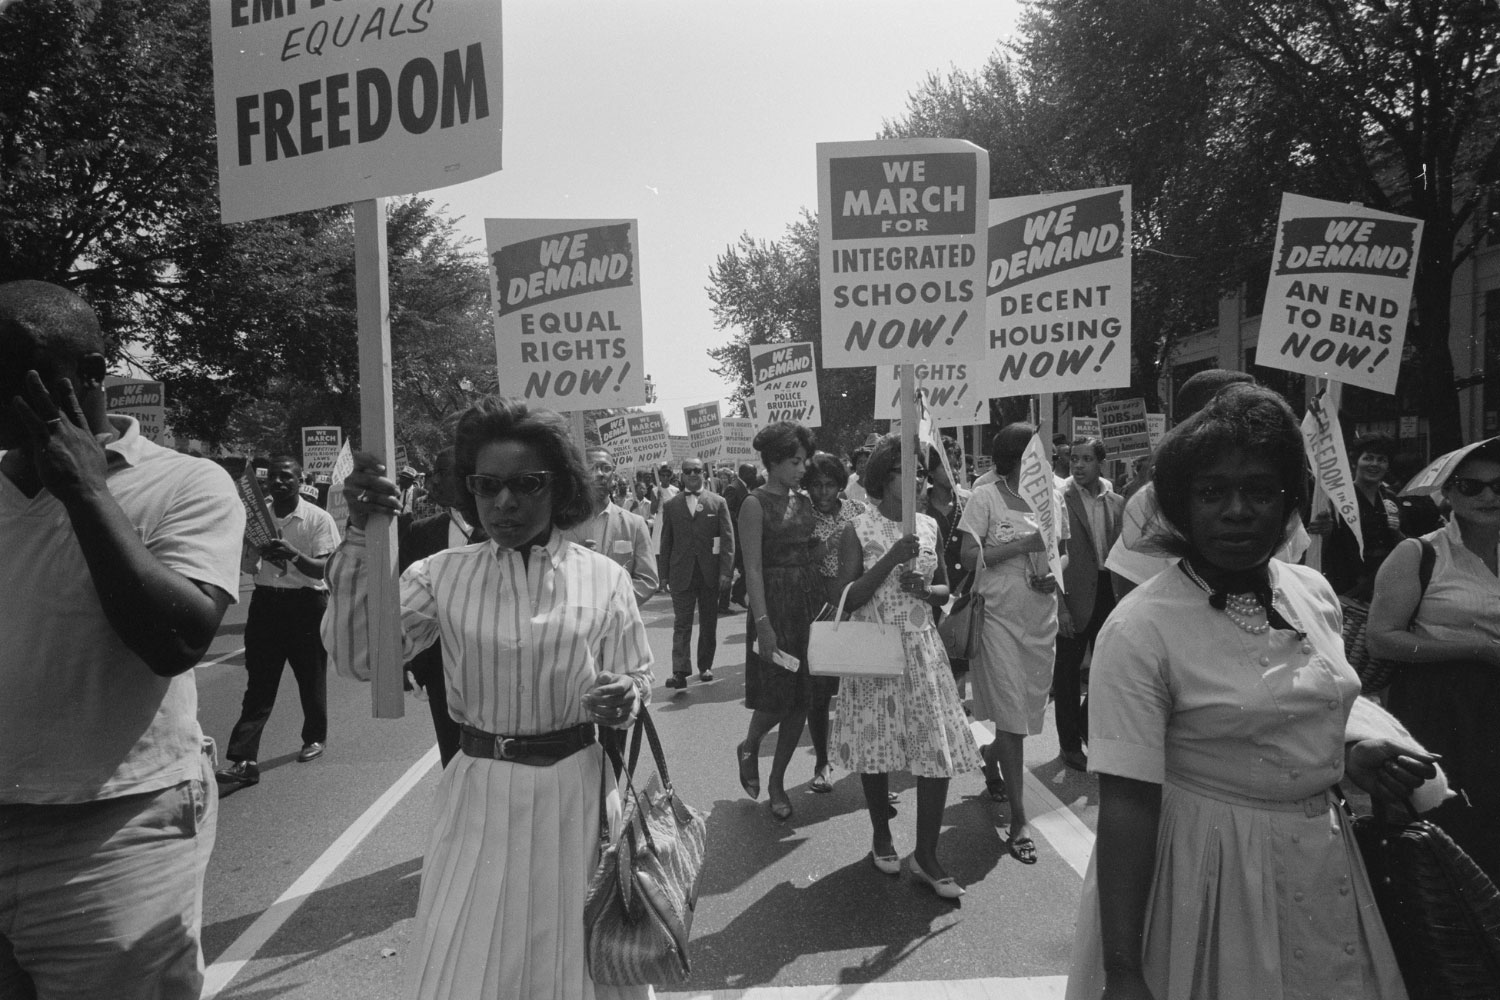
[611,539,633,560]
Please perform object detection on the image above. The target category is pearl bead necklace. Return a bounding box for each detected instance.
[1181,561,1273,635]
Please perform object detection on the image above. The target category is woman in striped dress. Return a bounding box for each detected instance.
[325,397,654,1000]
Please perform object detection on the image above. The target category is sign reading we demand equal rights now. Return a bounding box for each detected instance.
[487,220,646,410]
[817,139,989,369]
[981,186,1132,396]
[211,0,503,223]
[1255,193,1423,395]
[749,342,821,427]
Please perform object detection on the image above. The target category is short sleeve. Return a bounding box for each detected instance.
[308,505,341,555]
[149,460,245,599]
[957,487,991,544]
[1087,604,1172,783]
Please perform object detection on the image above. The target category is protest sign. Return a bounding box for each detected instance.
[1302,398,1362,561]
[685,401,724,462]
[625,412,671,470]
[1145,413,1166,449]
[749,342,821,427]
[1071,416,1100,441]
[487,219,645,409]
[669,435,694,465]
[874,362,986,427]
[301,426,343,476]
[597,414,632,463]
[104,377,167,444]
[981,186,1131,396]
[817,139,989,369]
[211,1,503,224]
[1255,193,1423,394]
[1097,398,1151,460]
[325,439,354,527]
[721,417,757,466]
[236,467,280,549]
[1018,433,1065,590]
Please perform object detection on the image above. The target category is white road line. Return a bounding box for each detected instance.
[660,975,1068,999]
[200,745,441,999]
[196,646,245,669]
[968,721,1095,878]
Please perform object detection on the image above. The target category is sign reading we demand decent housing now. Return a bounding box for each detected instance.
[211,0,503,223]
[1255,193,1423,395]
[487,220,646,410]
[817,139,989,369]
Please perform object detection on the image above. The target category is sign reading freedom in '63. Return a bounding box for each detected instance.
[749,342,821,428]
[487,219,645,409]
[817,139,989,369]
[211,0,503,223]
[1255,193,1423,395]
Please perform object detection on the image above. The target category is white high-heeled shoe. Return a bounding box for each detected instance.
[903,854,964,899]
[868,850,900,876]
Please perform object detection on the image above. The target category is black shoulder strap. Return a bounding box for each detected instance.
[1416,537,1436,595]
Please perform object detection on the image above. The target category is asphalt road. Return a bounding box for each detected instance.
[195,581,1101,998]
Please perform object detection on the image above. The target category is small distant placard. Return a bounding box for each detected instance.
[1097,398,1150,460]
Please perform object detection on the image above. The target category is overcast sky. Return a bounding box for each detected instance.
[433,0,1023,433]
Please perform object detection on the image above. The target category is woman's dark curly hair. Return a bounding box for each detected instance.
[753,420,814,468]
[452,396,595,531]
[1152,383,1307,556]
[990,422,1035,477]
[864,434,923,501]
[804,451,849,491]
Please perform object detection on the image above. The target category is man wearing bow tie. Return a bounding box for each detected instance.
[659,458,735,689]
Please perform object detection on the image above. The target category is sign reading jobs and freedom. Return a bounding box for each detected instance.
[211,0,503,223]
[1097,398,1151,460]
[749,343,821,428]
[982,186,1131,396]
[1255,193,1423,395]
[817,139,989,369]
[487,219,645,409]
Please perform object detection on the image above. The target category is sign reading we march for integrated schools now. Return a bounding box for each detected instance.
[487,219,645,410]
[211,0,503,223]
[982,186,1131,396]
[818,139,989,369]
[749,342,821,427]
[596,412,670,470]
[1256,193,1423,395]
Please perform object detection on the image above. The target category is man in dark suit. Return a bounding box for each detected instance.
[720,462,754,612]
[659,458,736,688]
[397,447,482,766]
[1056,436,1124,771]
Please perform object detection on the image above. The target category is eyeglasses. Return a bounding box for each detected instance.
[590,462,616,474]
[1450,476,1500,498]
[1190,482,1285,508]
[466,471,553,499]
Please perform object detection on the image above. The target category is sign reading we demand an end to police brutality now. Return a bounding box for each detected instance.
[211,1,503,223]
[982,186,1131,396]
[749,342,821,428]
[487,219,646,409]
[1256,193,1423,395]
[817,139,989,368]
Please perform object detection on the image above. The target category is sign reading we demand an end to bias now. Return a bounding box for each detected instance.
[1256,193,1423,395]
[982,186,1131,396]
[487,220,646,409]
[211,0,503,223]
[749,342,821,428]
[817,139,989,369]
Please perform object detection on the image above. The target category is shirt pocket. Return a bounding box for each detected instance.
[609,538,634,564]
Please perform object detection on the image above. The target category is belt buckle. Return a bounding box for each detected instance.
[494,737,518,761]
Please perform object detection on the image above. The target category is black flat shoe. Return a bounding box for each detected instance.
[737,739,760,799]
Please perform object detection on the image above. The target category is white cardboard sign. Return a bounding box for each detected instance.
[685,401,724,462]
[874,362,986,427]
[749,342,821,428]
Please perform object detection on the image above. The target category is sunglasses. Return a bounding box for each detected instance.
[466,471,553,499]
[1450,476,1500,498]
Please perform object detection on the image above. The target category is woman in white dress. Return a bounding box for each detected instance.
[1068,384,1438,1000]
[325,396,654,1000]
[831,435,981,898]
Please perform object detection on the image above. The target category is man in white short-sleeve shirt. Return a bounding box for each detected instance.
[0,280,244,1000]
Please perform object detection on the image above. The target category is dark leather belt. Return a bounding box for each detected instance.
[459,723,596,766]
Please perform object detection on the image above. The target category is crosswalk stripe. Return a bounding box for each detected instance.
[196,646,246,668]
[967,721,1095,878]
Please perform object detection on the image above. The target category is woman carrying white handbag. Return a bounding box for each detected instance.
[829,434,982,899]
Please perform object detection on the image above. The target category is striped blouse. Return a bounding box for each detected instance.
[323,526,654,736]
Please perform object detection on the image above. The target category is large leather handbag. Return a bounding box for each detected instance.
[937,571,984,661]
[808,584,906,678]
[583,708,706,986]
[1349,795,1500,999]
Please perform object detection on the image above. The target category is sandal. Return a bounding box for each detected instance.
[979,743,1007,802]
[808,768,833,794]
[1007,835,1038,865]
[737,740,760,799]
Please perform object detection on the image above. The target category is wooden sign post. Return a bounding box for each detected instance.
[900,364,918,535]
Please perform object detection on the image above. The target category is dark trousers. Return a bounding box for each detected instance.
[1054,571,1116,753]
[727,547,746,608]
[227,587,329,762]
[671,565,720,676]
[409,650,462,768]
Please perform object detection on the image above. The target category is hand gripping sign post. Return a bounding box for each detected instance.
[818,138,989,532]
[212,1,504,718]
[749,342,821,428]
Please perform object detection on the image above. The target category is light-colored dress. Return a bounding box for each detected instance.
[957,482,1060,735]
[324,530,654,1000]
[1065,561,1407,1000]
[832,511,982,778]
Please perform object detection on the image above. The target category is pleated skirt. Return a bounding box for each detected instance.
[406,745,650,1000]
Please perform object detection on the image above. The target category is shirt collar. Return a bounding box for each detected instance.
[488,528,567,568]
[101,414,148,469]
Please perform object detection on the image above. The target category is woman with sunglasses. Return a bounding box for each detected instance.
[831,435,979,898]
[323,397,653,1000]
[958,421,1063,865]
[1067,385,1436,1000]
[1367,436,1500,883]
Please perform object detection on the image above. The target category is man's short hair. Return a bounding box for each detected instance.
[1071,436,1107,462]
[1052,432,1070,447]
